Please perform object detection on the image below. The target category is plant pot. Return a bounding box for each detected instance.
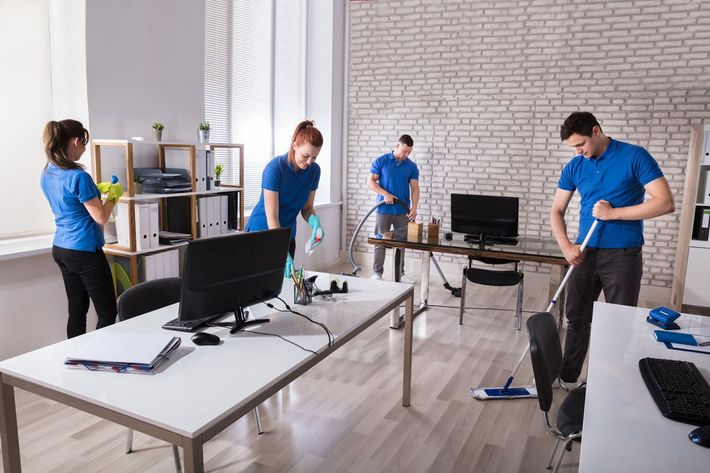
[133,182,143,195]
[197,129,210,143]
[153,129,163,142]
[214,179,221,189]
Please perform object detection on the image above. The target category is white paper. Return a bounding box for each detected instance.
[67,332,176,365]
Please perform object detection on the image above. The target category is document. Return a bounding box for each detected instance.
[66,332,181,373]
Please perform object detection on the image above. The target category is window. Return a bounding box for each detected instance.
[0,0,54,239]
[205,0,306,212]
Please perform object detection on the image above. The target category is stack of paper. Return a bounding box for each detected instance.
[65,333,181,374]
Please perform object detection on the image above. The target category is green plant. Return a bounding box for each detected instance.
[199,121,210,131]
[152,122,164,131]
[214,164,223,180]
[133,174,145,184]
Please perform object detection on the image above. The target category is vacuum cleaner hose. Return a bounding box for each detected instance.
[348,198,409,275]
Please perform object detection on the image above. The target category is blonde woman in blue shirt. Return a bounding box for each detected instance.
[41,119,124,338]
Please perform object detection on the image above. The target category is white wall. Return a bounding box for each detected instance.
[85,0,205,141]
[0,255,70,360]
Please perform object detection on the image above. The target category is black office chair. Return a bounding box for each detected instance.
[527,312,585,473]
[459,257,524,329]
[117,277,265,472]
[118,277,183,472]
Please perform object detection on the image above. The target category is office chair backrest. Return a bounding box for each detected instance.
[117,277,182,321]
[527,312,562,413]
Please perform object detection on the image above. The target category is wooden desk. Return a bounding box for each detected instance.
[368,232,567,327]
[579,302,710,472]
[0,273,414,473]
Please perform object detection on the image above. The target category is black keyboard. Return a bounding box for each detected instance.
[639,357,710,425]
[161,314,224,332]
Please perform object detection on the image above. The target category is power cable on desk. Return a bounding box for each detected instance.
[234,328,318,355]
[260,296,335,347]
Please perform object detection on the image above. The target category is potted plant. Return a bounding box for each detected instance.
[152,122,164,141]
[214,164,223,188]
[198,121,210,143]
[133,174,145,194]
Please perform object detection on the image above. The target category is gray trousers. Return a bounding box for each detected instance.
[560,247,643,382]
[373,213,409,275]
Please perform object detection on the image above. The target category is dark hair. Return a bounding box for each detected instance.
[43,119,89,170]
[399,134,414,147]
[560,112,601,141]
[288,120,324,161]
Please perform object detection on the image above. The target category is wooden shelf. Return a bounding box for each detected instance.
[92,139,245,286]
[118,187,244,202]
[104,241,189,257]
[671,122,710,310]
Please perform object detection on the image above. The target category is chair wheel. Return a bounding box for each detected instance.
[565,443,573,452]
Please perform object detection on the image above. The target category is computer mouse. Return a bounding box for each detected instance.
[689,425,710,448]
[191,332,221,346]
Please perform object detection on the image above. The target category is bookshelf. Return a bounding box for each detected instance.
[670,122,710,313]
[92,139,245,285]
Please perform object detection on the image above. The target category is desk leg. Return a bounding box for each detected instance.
[420,251,430,310]
[390,248,403,328]
[182,437,204,473]
[402,293,413,407]
[1,377,22,473]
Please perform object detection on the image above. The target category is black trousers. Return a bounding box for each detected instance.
[52,246,117,338]
[560,247,643,382]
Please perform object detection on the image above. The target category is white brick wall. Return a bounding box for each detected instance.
[346,0,710,288]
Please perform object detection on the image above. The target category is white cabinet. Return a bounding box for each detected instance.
[683,247,710,306]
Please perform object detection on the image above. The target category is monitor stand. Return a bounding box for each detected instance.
[228,306,270,334]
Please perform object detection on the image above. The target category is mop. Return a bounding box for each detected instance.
[470,219,600,400]
[346,199,462,296]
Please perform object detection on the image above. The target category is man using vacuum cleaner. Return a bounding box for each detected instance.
[368,134,420,281]
[551,111,675,389]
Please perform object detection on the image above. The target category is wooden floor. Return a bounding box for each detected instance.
[2,263,623,473]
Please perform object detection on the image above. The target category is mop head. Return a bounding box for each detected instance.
[469,385,537,400]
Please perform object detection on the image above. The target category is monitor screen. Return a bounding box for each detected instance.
[450,193,519,239]
[178,228,291,323]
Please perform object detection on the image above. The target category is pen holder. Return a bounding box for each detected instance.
[294,280,313,305]
[427,223,440,242]
[408,222,423,240]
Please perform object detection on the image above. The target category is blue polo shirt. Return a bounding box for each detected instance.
[246,154,320,239]
[370,152,419,215]
[558,138,664,249]
[40,164,105,251]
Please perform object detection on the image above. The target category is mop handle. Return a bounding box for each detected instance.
[503,220,600,391]
[545,219,599,312]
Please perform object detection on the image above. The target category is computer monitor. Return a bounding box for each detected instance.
[450,193,519,242]
[178,228,291,332]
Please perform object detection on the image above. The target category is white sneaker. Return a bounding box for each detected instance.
[399,274,414,284]
[371,273,382,280]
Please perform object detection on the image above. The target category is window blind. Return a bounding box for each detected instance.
[204,0,306,213]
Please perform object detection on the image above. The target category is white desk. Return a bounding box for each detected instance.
[579,302,710,472]
[0,273,414,473]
